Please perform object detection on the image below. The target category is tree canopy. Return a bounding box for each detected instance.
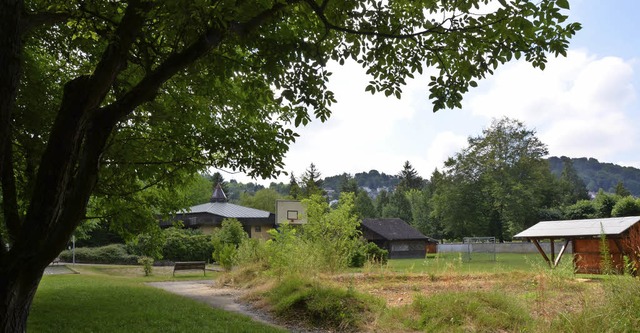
[0,0,579,331]
[432,118,557,240]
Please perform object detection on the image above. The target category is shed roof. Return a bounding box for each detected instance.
[514,216,640,239]
[361,218,433,241]
[183,202,271,219]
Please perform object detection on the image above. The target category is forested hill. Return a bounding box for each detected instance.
[323,170,399,191]
[548,156,640,196]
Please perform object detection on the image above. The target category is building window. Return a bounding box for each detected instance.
[255,226,261,232]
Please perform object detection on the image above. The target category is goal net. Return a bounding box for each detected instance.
[462,237,496,262]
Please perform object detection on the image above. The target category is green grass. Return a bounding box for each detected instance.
[28,265,285,333]
[381,252,570,274]
[389,291,533,332]
[266,276,384,332]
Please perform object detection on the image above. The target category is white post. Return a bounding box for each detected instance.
[72,235,76,265]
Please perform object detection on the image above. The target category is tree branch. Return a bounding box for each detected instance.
[303,0,507,40]
[99,2,291,124]
[21,11,70,33]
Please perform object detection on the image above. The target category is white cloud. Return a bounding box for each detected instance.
[465,50,637,161]
[423,131,468,170]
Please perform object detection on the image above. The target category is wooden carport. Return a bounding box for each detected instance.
[514,216,640,273]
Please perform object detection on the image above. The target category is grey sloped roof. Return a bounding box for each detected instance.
[362,218,433,241]
[514,216,640,239]
[183,202,271,219]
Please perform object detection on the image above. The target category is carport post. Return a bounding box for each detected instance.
[530,238,551,267]
[553,239,570,268]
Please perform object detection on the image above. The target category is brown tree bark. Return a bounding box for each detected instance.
[0,256,46,332]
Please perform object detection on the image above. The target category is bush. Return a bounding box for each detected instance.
[138,256,154,276]
[363,242,388,265]
[125,229,165,260]
[611,196,640,217]
[59,244,139,264]
[348,241,388,268]
[267,276,382,332]
[162,228,214,262]
[211,219,248,270]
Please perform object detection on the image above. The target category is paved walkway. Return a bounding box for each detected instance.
[43,264,78,275]
[147,280,289,331]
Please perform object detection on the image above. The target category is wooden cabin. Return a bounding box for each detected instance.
[514,216,640,274]
[361,218,438,259]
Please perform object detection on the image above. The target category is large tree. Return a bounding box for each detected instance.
[432,118,556,240]
[0,0,579,330]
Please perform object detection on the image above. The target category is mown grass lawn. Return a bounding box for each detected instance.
[28,265,285,333]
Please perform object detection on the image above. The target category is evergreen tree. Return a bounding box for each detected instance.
[397,161,424,192]
[559,157,589,205]
[301,163,325,198]
[288,173,301,199]
[210,172,229,194]
[615,181,632,197]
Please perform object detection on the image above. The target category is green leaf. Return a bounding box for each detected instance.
[556,0,570,10]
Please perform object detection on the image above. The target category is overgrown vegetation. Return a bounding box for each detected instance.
[211,218,247,271]
[266,276,383,332]
[398,291,532,332]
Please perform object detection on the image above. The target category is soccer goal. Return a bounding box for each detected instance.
[462,237,497,262]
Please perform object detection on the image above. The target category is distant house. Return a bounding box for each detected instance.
[161,184,275,240]
[515,216,640,274]
[361,218,438,259]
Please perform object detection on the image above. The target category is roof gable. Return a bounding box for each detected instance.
[361,218,430,241]
[514,216,640,239]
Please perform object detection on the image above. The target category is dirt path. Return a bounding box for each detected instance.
[146,280,324,333]
[147,280,278,325]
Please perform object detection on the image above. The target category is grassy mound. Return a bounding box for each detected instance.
[266,276,383,331]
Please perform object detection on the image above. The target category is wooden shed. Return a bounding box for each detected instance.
[361,218,438,259]
[514,216,640,274]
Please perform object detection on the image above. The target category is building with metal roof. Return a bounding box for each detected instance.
[361,218,438,258]
[514,216,640,274]
[161,184,275,239]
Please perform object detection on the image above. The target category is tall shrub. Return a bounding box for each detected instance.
[162,227,213,262]
[211,218,248,270]
[302,193,362,272]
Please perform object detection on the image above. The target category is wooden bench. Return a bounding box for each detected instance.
[173,261,206,276]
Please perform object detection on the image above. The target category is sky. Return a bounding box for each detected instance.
[227,0,640,186]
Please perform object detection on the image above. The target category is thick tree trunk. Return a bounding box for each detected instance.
[0,260,45,333]
[0,0,23,178]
